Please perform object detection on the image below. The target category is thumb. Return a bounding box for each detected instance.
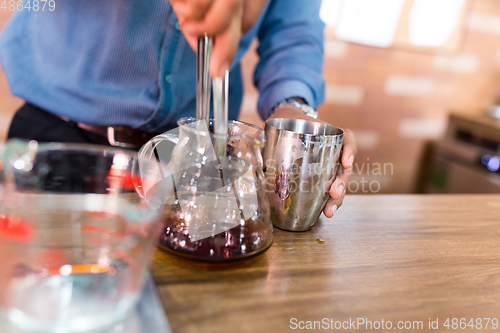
[209,7,242,78]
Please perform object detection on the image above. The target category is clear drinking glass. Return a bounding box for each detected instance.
[138,117,272,262]
[0,141,164,332]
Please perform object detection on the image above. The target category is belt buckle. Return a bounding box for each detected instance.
[107,127,139,149]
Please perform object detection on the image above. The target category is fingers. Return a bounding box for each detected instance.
[323,194,344,218]
[330,161,349,198]
[172,0,268,74]
[323,177,346,218]
[183,0,243,37]
[332,129,356,199]
[170,0,213,21]
[323,129,357,218]
[179,21,199,51]
[176,0,244,78]
[207,1,243,78]
[323,197,337,218]
[209,16,242,77]
[341,129,357,169]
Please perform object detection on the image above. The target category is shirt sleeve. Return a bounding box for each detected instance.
[254,0,325,120]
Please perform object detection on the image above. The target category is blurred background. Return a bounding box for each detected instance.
[2,0,500,194]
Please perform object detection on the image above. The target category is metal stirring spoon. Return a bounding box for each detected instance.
[212,70,228,159]
[213,70,246,221]
[196,35,213,123]
[197,37,245,220]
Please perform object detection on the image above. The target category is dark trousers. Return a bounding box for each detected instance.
[8,103,111,146]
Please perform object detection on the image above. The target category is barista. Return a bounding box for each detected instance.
[0,0,357,217]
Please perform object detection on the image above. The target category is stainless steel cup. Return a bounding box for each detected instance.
[263,118,344,231]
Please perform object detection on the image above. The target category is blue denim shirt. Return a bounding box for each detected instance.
[0,0,325,132]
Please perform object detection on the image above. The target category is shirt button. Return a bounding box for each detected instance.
[175,21,181,31]
[165,75,173,84]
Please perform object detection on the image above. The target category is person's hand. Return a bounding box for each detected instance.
[170,0,268,78]
[323,128,356,218]
[268,105,358,218]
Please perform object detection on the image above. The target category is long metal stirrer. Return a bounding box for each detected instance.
[213,71,246,221]
[162,35,212,207]
[212,70,228,159]
[196,35,213,123]
[197,37,245,220]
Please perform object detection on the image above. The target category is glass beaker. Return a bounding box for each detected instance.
[0,141,164,332]
[138,117,272,262]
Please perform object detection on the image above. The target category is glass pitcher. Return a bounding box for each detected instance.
[138,117,272,261]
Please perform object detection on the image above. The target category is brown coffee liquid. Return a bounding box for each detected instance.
[158,203,272,261]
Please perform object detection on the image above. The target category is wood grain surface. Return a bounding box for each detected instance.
[151,194,500,333]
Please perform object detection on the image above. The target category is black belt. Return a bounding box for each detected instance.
[76,123,159,149]
[54,113,158,149]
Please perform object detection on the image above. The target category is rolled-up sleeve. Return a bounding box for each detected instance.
[254,0,325,120]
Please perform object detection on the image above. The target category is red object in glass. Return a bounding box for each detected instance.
[107,169,143,192]
[0,215,35,243]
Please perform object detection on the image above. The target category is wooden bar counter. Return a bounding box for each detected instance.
[151,194,500,333]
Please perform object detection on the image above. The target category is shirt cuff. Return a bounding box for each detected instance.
[257,80,316,120]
